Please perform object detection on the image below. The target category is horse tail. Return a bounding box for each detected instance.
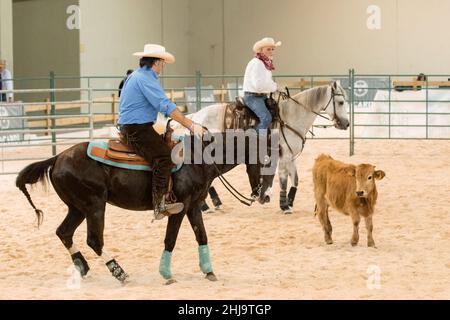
[16,156,58,227]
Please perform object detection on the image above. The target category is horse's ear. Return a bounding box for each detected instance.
[332,81,338,90]
[285,86,291,98]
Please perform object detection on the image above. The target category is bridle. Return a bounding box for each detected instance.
[276,84,345,160]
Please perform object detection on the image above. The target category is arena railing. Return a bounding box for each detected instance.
[1,70,450,174]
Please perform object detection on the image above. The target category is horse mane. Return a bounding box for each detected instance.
[291,85,330,110]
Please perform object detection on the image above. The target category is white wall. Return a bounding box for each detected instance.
[188,0,224,75]
[189,0,450,76]
[0,0,13,72]
[79,0,190,89]
[7,0,450,84]
[12,0,80,101]
[396,0,450,74]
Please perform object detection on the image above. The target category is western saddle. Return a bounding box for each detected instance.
[223,96,279,131]
[106,121,181,165]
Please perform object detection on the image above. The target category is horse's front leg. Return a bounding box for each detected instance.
[287,159,299,209]
[187,205,217,282]
[278,158,292,214]
[160,212,186,284]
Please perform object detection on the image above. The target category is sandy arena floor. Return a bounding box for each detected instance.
[1,139,449,299]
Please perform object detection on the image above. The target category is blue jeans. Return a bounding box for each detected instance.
[243,93,272,133]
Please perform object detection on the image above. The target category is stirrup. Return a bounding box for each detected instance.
[153,200,184,221]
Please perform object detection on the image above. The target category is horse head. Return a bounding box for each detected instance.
[324,81,350,130]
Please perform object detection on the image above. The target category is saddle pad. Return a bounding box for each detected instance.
[87,141,183,172]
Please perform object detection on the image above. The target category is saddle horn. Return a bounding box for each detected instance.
[166,119,173,131]
[164,119,174,143]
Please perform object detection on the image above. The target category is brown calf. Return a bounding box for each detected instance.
[312,154,385,247]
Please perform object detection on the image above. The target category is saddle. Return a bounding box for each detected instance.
[98,122,182,201]
[106,140,147,163]
[107,122,182,165]
[223,96,279,131]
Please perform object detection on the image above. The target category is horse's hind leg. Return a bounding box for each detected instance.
[56,206,90,276]
[208,187,222,210]
[85,207,128,283]
[200,200,211,213]
[187,206,217,282]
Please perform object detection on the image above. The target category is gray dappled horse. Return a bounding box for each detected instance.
[180,82,350,214]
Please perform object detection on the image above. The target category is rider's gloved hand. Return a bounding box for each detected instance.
[189,122,207,137]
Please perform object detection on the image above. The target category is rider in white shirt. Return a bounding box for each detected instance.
[242,37,281,134]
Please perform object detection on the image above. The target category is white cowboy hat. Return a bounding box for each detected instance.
[133,44,175,64]
[253,37,282,53]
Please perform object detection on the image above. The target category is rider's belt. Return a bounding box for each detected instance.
[118,122,154,129]
[244,92,268,97]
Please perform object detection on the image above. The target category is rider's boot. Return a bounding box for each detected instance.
[153,190,184,221]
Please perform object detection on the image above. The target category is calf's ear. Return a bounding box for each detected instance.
[374,170,385,180]
[345,167,356,177]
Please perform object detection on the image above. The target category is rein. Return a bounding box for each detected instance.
[166,119,255,206]
[200,133,256,207]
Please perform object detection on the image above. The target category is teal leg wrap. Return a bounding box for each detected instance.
[198,245,213,274]
[159,250,173,280]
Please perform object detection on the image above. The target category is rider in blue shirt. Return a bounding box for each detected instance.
[119,67,177,124]
[118,44,205,220]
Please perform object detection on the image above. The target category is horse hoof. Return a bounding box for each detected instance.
[205,272,218,282]
[71,253,90,277]
[119,273,130,285]
[106,259,129,283]
[165,278,177,285]
[116,274,130,286]
[283,208,293,215]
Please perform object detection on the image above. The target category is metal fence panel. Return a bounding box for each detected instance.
[0,102,24,143]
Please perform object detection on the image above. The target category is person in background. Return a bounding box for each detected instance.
[118,69,134,98]
[417,73,427,82]
[0,59,14,103]
[416,73,427,91]
[242,37,281,134]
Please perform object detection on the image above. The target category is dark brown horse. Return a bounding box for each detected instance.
[16,133,275,283]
